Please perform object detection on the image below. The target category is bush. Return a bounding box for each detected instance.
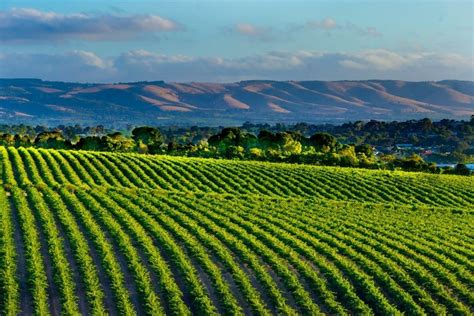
[454,164,471,176]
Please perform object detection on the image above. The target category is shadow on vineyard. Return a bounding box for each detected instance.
[0,145,473,314]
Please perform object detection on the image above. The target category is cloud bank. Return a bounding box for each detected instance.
[0,8,180,43]
[229,18,382,42]
[1,49,472,82]
[303,18,382,37]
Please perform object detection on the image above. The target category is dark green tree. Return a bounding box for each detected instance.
[101,132,135,152]
[355,144,374,157]
[454,164,471,176]
[131,126,164,154]
[209,128,257,150]
[309,132,337,150]
[75,136,104,151]
[34,131,67,149]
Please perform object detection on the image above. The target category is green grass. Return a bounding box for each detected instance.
[0,146,473,315]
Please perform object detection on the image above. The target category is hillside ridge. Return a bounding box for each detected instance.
[1,79,473,125]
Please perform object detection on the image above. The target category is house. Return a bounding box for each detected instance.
[395,144,413,149]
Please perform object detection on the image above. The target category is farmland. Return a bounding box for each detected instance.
[0,146,473,315]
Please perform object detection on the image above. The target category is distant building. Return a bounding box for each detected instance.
[395,144,413,149]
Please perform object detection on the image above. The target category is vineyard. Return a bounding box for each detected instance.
[0,146,473,315]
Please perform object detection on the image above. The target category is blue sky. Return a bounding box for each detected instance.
[0,0,473,82]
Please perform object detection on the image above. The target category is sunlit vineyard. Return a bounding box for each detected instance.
[0,146,473,315]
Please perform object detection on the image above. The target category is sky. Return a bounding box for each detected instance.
[0,0,473,82]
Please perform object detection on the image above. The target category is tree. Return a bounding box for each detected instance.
[0,133,15,146]
[14,134,32,147]
[249,147,263,158]
[257,130,279,148]
[101,132,135,152]
[131,127,164,154]
[282,138,302,155]
[355,144,373,157]
[74,136,103,151]
[34,131,68,149]
[224,145,245,159]
[397,154,427,172]
[454,164,471,176]
[417,118,433,131]
[209,128,257,155]
[309,133,337,150]
[338,145,359,167]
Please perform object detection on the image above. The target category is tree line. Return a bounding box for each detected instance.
[0,125,470,175]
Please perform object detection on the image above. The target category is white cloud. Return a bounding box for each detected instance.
[338,60,366,70]
[0,8,180,43]
[230,23,273,41]
[0,51,115,82]
[229,18,380,42]
[1,49,472,82]
[350,49,409,70]
[235,23,260,35]
[303,18,382,37]
[306,18,339,30]
[71,50,110,69]
[345,23,382,37]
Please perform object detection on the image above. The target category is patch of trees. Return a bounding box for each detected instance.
[242,117,474,161]
[0,119,472,175]
[0,124,107,140]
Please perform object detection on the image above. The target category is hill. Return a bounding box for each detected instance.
[0,146,473,314]
[1,79,473,126]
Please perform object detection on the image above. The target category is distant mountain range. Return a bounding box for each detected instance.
[1,78,473,126]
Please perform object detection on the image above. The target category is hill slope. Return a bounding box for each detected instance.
[1,79,473,125]
[0,147,473,314]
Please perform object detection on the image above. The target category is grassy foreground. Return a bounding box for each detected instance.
[0,146,473,315]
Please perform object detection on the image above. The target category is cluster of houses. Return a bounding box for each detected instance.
[373,143,473,170]
[374,143,442,158]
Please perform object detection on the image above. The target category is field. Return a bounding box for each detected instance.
[0,146,473,315]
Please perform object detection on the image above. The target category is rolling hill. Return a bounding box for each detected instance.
[0,146,473,314]
[1,79,473,126]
